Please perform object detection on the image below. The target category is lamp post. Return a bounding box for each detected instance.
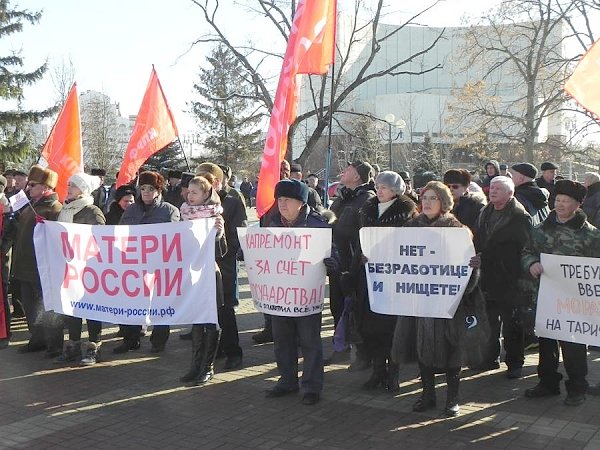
[384,113,406,171]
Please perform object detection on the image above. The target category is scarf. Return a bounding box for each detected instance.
[180,203,223,221]
[57,196,94,223]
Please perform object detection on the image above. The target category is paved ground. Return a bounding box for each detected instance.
[3,209,600,449]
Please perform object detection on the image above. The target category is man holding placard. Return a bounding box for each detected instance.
[522,180,600,406]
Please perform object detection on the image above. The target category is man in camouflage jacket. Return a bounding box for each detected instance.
[522,179,600,406]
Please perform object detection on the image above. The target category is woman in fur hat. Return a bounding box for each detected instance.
[114,171,180,354]
[350,171,417,392]
[55,172,106,365]
[392,181,482,417]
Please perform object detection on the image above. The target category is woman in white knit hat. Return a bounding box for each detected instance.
[55,172,106,366]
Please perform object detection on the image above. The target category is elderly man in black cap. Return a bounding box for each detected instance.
[163,170,184,208]
[510,163,550,226]
[398,170,418,203]
[522,179,600,406]
[536,162,559,209]
[327,161,376,368]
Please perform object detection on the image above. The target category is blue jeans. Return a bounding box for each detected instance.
[272,313,323,394]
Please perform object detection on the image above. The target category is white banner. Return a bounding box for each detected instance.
[34,220,218,325]
[536,253,600,346]
[360,227,475,318]
[238,227,331,317]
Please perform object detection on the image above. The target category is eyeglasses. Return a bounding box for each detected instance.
[445,184,463,190]
[421,195,440,201]
[27,182,39,188]
[139,185,156,192]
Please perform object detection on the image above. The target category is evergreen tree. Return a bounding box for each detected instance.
[143,140,189,173]
[0,1,54,160]
[191,44,263,174]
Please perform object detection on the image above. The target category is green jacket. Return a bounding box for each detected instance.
[522,209,600,291]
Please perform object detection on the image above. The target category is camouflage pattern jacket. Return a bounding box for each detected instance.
[522,209,600,292]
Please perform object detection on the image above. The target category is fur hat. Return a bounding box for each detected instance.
[180,172,196,188]
[196,163,224,184]
[138,171,165,191]
[91,168,107,177]
[421,181,454,213]
[375,171,405,196]
[511,163,538,179]
[555,179,586,203]
[167,170,183,179]
[114,184,136,203]
[443,169,471,187]
[274,179,309,204]
[348,160,374,183]
[28,165,58,189]
[541,161,558,171]
[69,172,101,197]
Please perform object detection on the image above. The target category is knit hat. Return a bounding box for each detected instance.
[114,184,137,203]
[348,160,374,183]
[196,163,224,184]
[375,171,405,196]
[274,179,309,204]
[28,165,58,189]
[443,169,471,187]
[421,181,454,213]
[167,170,183,179]
[138,171,165,191]
[555,179,586,203]
[398,171,411,181]
[290,163,303,174]
[541,161,558,171]
[511,162,538,179]
[69,172,101,197]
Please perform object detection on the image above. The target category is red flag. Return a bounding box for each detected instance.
[256,0,336,217]
[565,39,600,117]
[41,83,83,202]
[116,68,178,187]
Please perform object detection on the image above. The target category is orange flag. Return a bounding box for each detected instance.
[41,83,83,202]
[565,39,600,117]
[256,0,336,217]
[116,68,178,187]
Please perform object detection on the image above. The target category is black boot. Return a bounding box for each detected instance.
[180,326,206,383]
[362,356,387,390]
[413,366,436,412]
[188,327,221,386]
[445,369,460,417]
[386,362,400,393]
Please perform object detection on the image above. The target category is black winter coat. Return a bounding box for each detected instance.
[452,192,486,233]
[475,198,532,305]
[582,181,600,228]
[353,195,417,334]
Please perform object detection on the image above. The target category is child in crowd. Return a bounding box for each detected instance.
[179,175,227,385]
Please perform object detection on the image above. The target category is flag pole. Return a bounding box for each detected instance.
[176,137,191,172]
[323,55,336,208]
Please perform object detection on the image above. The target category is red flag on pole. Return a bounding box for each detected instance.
[565,39,600,117]
[255,0,336,217]
[41,83,83,202]
[116,67,179,188]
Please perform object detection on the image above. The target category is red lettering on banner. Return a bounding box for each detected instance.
[61,232,79,259]
[143,269,161,296]
[141,235,159,264]
[63,263,78,287]
[83,235,102,262]
[164,268,183,296]
[81,267,99,293]
[122,270,140,296]
[163,233,182,262]
[101,269,119,296]
[101,236,117,263]
[120,237,139,264]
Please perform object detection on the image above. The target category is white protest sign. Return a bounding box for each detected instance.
[360,227,475,318]
[9,189,29,211]
[238,227,332,317]
[34,219,218,326]
[536,253,600,346]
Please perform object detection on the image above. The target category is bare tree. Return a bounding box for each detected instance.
[448,0,578,163]
[189,0,445,166]
[80,92,127,171]
[49,56,76,105]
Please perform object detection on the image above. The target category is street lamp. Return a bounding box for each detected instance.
[384,113,406,171]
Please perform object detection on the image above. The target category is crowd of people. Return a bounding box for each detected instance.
[2,156,600,412]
